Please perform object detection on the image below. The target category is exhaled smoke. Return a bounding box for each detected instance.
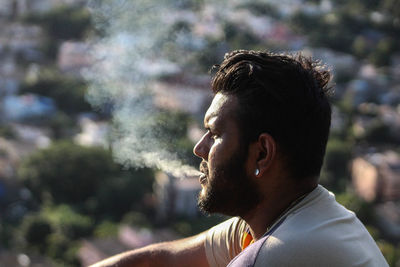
[84,0,218,177]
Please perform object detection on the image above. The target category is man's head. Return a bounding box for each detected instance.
[194,50,332,216]
[195,94,262,216]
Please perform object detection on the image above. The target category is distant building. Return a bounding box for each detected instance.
[193,5,224,39]
[352,103,400,142]
[2,93,56,121]
[151,81,210,115]
[74,115,109,147]
[0,23,43,97]
[57,41,93,76]
[352,151,400,202]
[0,126,50,178]
[155,172,201,220]
[309,48,358,78]
[0,23,44,64]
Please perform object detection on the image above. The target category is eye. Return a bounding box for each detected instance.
[207,129,219,140]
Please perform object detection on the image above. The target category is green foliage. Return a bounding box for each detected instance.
[122,212,151,228]
[289,1,400,66]
[382,0,400,21]
[0,221,13,249]
[18,140,156,222]
[376,240,400,267]
[150,110,199,167]
[352,36,369,59]
[92,168,154,220]
[321,138,352,191]
[18,141,118,205]
[192,39,226,72]
[93,220,119,238]
[236,2,280,18]
[21,5,93,60]
[23,5,93,40]
[48,112,77,139]
[46,233,81,267]
[39,38,60,61]
[42,205,93,239]
[19,205,93,266]
[325,139,352,174]
[153,110,191,139]
[223,22,262,50]
[336,191,374,223]
[0,124,17,139]
[20,214,53,253]
[173,0,204,10]
[291,11,364,53]
[172,214,227,237]
[366,225,381,240]
[363,120,399,145]
[334,0,380,14]
[369,37,397,66]
[20,70,92,114]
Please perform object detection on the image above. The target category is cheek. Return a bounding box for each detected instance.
[207,140,223,165]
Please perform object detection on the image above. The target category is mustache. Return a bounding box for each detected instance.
[200,160,209,175]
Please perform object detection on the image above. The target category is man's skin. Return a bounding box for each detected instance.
[89,232,209,267]
[91,93,317,267]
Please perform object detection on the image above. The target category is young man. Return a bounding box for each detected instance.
[91,50,388,267]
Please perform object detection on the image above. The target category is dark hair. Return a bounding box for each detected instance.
[211,50,332,180]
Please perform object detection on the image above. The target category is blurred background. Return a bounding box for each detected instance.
[0,0,399,266]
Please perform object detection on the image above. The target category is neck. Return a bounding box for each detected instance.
[242,181,317,240]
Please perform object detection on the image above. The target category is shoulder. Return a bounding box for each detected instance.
[255,229,387,267]
[205,217,247,267]
[254,186,388,267]
[206,217,247,239]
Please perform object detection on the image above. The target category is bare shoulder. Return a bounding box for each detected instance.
[90,231,210,267]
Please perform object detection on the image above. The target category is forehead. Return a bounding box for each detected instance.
[204,93,238,125]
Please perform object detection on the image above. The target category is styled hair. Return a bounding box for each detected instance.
[211,50,332,180]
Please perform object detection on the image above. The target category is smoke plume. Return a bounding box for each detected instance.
[84,0,216,177]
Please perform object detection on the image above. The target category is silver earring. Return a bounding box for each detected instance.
[255,169,260,176]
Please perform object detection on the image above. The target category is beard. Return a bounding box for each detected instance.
[197,144,262,217]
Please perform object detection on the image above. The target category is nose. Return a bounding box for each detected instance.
[193,133,209,160]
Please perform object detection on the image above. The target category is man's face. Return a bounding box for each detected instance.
[193,93,261,216]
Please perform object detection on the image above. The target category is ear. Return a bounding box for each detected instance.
[254,133,276,177]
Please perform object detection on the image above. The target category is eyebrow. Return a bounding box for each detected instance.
[204,114,222,131]
[204,114,215,127]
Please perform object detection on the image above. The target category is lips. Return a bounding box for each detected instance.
[199,161,209,185]
[199,173,207,184]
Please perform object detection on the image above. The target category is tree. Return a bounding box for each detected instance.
[93,168,155,221]
[236,2,280,18]
[288,2,400,67]
[18,142,118,205]
[363,120,400,145]
[23,5,93,40]
[0,124,17,139]
[146,109,200,167]
[20,70,92,115]
[18,141,156,220]
[320,138,353,192]
[21,5,94,60]
[18,205,93,266]
[20,214,53,253]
